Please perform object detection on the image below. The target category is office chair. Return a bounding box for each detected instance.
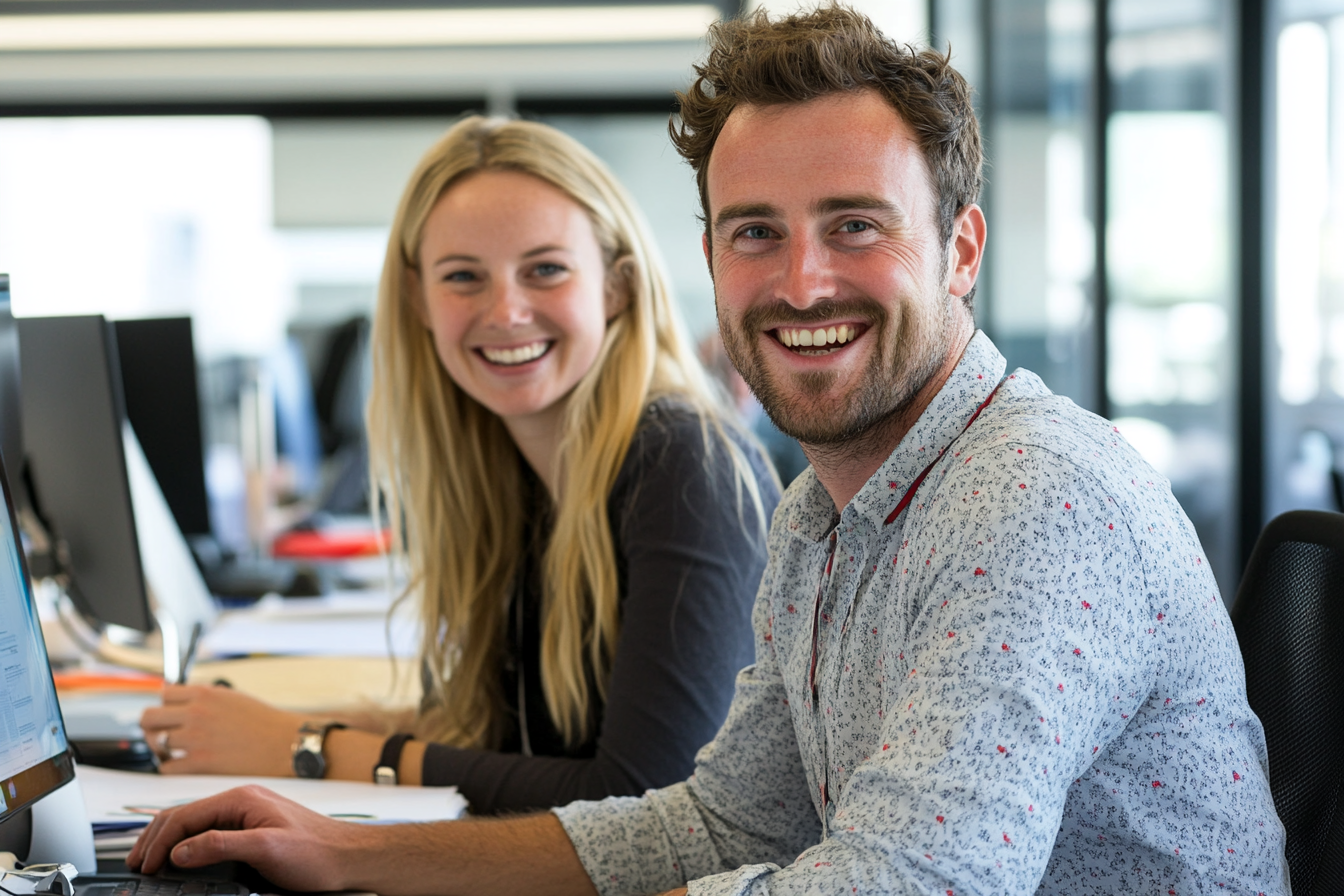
[1230,509,1344,896]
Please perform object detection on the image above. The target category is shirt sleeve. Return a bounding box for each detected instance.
[422,408,781,815]
[555,494,822,896]
[682,447,1157,895]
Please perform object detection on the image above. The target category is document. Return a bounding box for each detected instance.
[78,764,467,825]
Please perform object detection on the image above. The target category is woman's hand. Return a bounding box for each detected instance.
[140,685,303,777]
[126,785,374,891]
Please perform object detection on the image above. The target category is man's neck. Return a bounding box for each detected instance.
[803,321,975,512]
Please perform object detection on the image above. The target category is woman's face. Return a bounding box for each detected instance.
[416,169,623,426]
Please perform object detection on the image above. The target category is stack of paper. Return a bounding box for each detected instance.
[78,765,468,860]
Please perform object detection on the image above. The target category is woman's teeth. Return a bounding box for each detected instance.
[481,341,549,366]
[777,324,856,350]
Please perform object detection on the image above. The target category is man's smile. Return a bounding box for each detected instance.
[771,323,868,355]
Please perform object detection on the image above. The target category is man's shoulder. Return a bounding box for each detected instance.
[966,369,1150,485]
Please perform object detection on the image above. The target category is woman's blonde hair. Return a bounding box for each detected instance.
[367,116,768,748]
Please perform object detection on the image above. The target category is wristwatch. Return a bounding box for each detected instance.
[292,722,346,779]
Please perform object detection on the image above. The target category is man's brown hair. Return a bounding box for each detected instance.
[671,4,982,253]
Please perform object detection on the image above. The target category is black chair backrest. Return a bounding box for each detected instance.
[1231,509,1344,896]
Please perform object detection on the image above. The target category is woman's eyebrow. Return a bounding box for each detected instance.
[522,244,569,258]
[429,253,480,267]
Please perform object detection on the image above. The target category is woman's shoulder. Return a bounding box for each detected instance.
[624,396,759,474]
[613,395,779,513]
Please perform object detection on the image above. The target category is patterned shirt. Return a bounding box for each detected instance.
[555,332,1289,896]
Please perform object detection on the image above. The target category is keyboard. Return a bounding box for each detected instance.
[74,875,249,896]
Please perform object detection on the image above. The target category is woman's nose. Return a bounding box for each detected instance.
[481,280,533,328]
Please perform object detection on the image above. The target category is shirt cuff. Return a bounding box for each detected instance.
[554,782,729,896]
[686,865,779,896]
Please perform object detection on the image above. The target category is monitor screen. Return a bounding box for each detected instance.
[113,318,211,539]
[0,277,22,490]
[0,449,74,824]
[19,316,152,632]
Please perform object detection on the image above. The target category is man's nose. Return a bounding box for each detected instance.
[777,237,837,309]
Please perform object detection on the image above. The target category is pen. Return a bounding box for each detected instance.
[176,621,202,686]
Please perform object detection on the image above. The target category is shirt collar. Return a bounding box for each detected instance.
[785,331,1007,541]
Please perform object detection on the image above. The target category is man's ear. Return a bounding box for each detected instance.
[605,257,635,320]
[947,204,987,300]
[405,267,430,328]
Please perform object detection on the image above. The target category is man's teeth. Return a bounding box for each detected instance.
[777,324,856,348]
[481,342,548,365]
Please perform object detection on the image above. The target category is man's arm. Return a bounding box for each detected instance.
[126,785,597,896]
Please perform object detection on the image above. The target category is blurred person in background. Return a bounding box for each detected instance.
[139,116,779,814]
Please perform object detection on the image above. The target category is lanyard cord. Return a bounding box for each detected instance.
[883,379,1005,526]
[809,377,1006,703]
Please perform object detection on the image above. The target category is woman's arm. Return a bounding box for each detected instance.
[140,685,423,780]
[420,408,780,812]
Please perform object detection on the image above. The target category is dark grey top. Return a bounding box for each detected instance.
[421,400,780,814]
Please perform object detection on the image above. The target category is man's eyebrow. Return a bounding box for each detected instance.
[811,195,903,219]
[712,202,781,233]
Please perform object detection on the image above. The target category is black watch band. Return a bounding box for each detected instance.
[292,721,346,779]
[374,733,414,785]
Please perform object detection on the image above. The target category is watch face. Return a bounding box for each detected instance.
[293,748,324,779]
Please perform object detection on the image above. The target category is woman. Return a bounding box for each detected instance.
[139,117,779,814]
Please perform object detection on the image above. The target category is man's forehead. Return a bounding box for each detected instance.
[706,90,931,219]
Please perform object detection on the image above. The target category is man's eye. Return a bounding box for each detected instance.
[840,220,871,233]
[743,226,772,240]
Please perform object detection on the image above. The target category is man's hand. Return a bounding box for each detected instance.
[140,685,302,777]
[126,785,377,892]
[126,785,602,896]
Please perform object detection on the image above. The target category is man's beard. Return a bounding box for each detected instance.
[718,290,954,447]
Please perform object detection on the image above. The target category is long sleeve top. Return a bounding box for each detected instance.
[555,332,1289,896]
[421,400,780,815]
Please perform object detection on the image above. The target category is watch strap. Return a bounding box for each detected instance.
[374,733,414,785]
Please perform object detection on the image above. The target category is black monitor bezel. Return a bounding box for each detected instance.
[0,446,76,831]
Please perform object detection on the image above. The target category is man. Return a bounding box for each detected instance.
[129,8,1288,895]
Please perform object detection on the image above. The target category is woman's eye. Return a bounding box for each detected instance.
[532,262,565,277]
[444,270,477,283]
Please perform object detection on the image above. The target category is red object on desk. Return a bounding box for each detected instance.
[53,671,164,692]
[270,529,391,559]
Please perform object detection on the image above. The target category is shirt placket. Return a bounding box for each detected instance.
[808,529,838,839]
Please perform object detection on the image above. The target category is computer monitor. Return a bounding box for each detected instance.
[18,316,214,676]
[19,317,151,633]
[113,318,211,541]
[0,447,85,865]
[0,276,23,491]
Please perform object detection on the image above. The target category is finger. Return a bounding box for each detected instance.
[127,789,257,873]
[160,684,207,705]
[169,827,275,870]
[140,705,190,730]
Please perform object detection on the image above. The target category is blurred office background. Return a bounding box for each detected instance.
[0,0,1340,601]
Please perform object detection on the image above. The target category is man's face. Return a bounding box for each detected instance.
[706,90,973,446]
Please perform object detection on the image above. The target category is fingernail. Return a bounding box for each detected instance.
[172,843,191,865]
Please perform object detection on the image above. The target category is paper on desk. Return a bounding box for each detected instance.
[200,591,420,659]
[77,765,466,825]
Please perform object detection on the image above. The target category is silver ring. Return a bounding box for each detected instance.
[156,730,170,753]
